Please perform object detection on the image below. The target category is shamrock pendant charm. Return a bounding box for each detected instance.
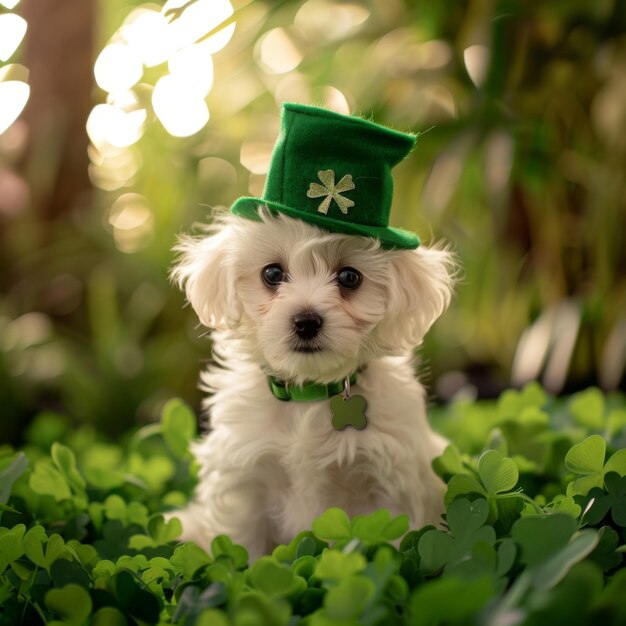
[330,394,368,430]
[329,376,368,430]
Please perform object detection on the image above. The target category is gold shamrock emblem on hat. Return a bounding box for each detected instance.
[306,169,356,215]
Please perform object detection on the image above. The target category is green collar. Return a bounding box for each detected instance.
[268,371,358,402]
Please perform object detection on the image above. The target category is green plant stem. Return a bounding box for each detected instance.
[32,600,47,625]
[498,571,531,615]
[496,492,543,514]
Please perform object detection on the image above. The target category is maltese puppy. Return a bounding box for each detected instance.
[170,102,455,560]
[171,209,454,559]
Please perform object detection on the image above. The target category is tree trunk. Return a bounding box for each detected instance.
[19,0,96,223]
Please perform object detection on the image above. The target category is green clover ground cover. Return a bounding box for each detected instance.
[1,385,626,625]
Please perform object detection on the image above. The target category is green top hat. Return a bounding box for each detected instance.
[231,103,420,249]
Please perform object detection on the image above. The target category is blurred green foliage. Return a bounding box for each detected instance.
[1,384,626,624]
[1,0,625,440]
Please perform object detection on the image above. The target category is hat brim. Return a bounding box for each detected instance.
[231,197,420,250]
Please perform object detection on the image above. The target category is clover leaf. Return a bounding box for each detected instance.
[170,542,212,579]
[112,570,162,623]
[247,556,307,600]
[445,450,518,504]
[291,554,317,581]
[545,495,582,518]
[315,549,367,583]
[23,526,67,572]
[45,584,92,626]
[361,544,405,615]
[409,576,495,626]
[495,406,559,473]
[102,495,149,527]
[231,590,291,626]
[444,473,486,505]
[312,508,409,548]
[148,514,182,543]
[28,444,87,509]
[565,435,626,496]
[91,607,128,626]
[607,408,626,439]
[448,538,516,589]
[93,520,143,561]
[0,452,28,507]
[81,443,125,490]
[581,472,626,527]
[351,509,409,543]
[569,387,606,431]
[323,575,375,621]
[312,507,352,542]
[445,450,522,525]
[295,536,317,558]
[479,449,519,495]
[29,459,72,502]
[128,514,183,550]
[51,443,86,495]
[0,524,25,575]
[127,453,176,492]
[588,526,623,571]
[432,444,467,480]
[511,513,599,590]
[605,452,626,479]
[65,540,99,571]
[211,535,248,569]
[497,382,548,419]
[161,398,197,460]
[50,558,91,589]
[173,583,228,623]
[272,531,326,565]
[418,498,496,575]
[512,514,578,568]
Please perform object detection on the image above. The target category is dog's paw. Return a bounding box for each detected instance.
[330,394,368,430]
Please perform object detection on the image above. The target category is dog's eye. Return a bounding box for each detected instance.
[262,264,286,287]
[337,267,362,290]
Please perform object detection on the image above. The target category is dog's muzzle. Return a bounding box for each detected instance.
[293,311,323,340]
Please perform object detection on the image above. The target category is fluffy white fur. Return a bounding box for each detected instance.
[171,209,455,559]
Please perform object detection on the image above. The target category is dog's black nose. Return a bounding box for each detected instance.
[293,311,323,340]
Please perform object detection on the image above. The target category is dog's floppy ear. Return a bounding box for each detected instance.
[377,245,456,352]
[171,225,241,330]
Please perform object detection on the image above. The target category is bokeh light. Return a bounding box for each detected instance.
[198,156,237,189]
[152,73,209,137]
[257,28,302,74]
[108,193,155,253]
[94,43,143,93]
[168,40,214,96]
[88,0,234,150]
[0,13,27,62]
[86,101,146,149]
[0,167,29,217]
[240,140,274,175]
[0,79,30,135]
[3,0,626,447]
[294,0,369,41]
[0,8,29,137]
[162,0,234,52]
[323,86,350,114]
[88,144,141,191]
[274,72,310,104]
[464,45,490,88]
[122,6,172,67]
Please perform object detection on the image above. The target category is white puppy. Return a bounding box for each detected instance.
[171,208,455,560]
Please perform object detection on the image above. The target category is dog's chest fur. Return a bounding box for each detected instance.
[187,353,447,556]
